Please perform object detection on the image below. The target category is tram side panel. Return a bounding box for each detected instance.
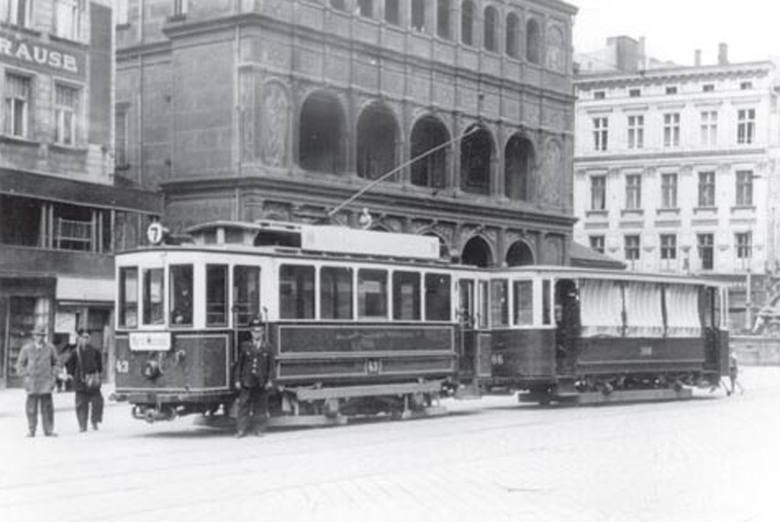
[488,329,556,388]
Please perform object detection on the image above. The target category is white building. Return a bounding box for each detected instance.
[573,38,780,331]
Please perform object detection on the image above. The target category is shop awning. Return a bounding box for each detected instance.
[0,168,162,214]
[570,241,626,270]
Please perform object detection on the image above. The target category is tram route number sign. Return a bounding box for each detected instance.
[129,332,171,352]
[146,222,166,245]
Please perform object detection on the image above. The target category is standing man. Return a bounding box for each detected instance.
[235,317,274,437]
[65,329,104,432]
[16,325,59,437]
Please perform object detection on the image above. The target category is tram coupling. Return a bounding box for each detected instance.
[132,405,177,423]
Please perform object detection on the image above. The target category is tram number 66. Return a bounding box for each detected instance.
[491,353,505,366]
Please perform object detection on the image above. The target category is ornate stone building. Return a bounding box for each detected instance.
[116,0,578,267]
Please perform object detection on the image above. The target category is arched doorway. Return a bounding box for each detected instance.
[410,116,449,188]
[357,103,399,180]
[505,240,535,267]
[298,91,346,173]
[505,135,535,201]
[461,236,493,267]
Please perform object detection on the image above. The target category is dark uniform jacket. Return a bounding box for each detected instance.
[236,339,273,389]
[64,344,103,392]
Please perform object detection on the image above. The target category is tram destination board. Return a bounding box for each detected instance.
[277,325,455,354]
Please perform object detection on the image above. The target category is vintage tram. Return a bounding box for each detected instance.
[112,221,729,425]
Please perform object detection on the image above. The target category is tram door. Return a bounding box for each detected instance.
[458,279,491,380]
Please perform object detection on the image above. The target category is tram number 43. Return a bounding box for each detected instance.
[116,360,129,373]
[365,359,381,375]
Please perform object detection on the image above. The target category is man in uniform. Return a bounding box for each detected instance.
[235,318,274,437]
[64,329,104,432]
[16,325,59,437]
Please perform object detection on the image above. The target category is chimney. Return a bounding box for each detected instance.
[695,49,702,67]
[718,43,729,65]
[638,36,647,70]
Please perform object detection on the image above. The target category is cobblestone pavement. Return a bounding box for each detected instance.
[1,367,779,522]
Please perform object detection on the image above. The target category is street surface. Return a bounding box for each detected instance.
[1,368,779,522]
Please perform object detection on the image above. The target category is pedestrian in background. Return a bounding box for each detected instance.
[65,329,104,432]
[727,352,744,396]
[235,318,274,438]
[16,325,59,437]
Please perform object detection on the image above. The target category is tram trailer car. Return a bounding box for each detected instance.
[112,221,466,426]
[484,267,730,404]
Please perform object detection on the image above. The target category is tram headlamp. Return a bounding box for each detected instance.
[143,360,161,380]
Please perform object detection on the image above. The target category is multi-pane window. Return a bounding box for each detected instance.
[436,0,450,39]
[54,0,84,40]
[490,279,508,327]
[206,264,228,326]
[320,266,353,320]
[590,175,606,210]
[736,232,752,259]
[698,171,716,207]
[665,86,678,95]
[660,234,677,260]
[410,0,425,31]
[627,115,644,149]
[661,173,678,209]
[357,0,373,17]
[142,268,164,325]
[115,107,129,167]
[625,174,642,210]
[737,109,755,144]
[384,0,399,25]
[460,0,474,45]
[624,235,640,261]
[593,91,605,100]
[740,81,753,91]
[698,234,714,270]
[505,13,519,58]
[512,280,533,326]
[593,117,608,151]
[280,265,315,319]
[3,74,30,137]
[169,264,193,326]
[173,0,188,15]
[663,113,680,147]
[119,267,139,328]
[702,84,714,92]
[392,271,421,320]
[54,84,79,145]
[358,269,388,319]
[700,111,718,146]
[589,235,605,254]
[629,88,641,98]
[116,0,129,25]
[1,0,32,26]
[736,170,754,206]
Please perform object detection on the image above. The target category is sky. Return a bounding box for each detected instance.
[573,0,780,66]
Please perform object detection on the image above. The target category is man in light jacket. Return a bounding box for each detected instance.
[16,325,59,437]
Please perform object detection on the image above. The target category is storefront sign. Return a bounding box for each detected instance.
[0,31,83,77]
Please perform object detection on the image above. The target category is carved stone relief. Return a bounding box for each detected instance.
[259,82,290,167]
[545,24,566,73]
[537,139,562,207]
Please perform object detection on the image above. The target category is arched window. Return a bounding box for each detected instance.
[356,103,399,181]
[461,0,474,46]
[460,125,494,196]
[410,116,450,188]
[506,240,535,267]
[462,236,493,267]
[546,25,565,72]
[437,0,451,39]
[526,18,541,64]
[505,135,535,200]
[483,6,497,52]
[411,0,425,31]
[505,12,519,58]
[298,91,346,174]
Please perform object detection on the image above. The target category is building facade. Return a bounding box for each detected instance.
[0,0,161,387]
[115,0,579,271]
[573,39,780,331]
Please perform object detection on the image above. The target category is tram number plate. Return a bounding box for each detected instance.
[490,353,505,366]
[640,346,653,357]
[116,360,129,374]
[365,359,381,375]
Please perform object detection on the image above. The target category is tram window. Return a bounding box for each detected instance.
[206,264,228,326]
[542,280,552,325]
[169,265,193,326]
[321,266,353,320]
[280,265,315,319]
[358,269,388,319]
[233,266,260,325]
[513,280,533,326]
[425,273,451,321]
[142,268,164,326]
[118,267,138,328]
[393,271,421,320]
[490,279,509,327]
